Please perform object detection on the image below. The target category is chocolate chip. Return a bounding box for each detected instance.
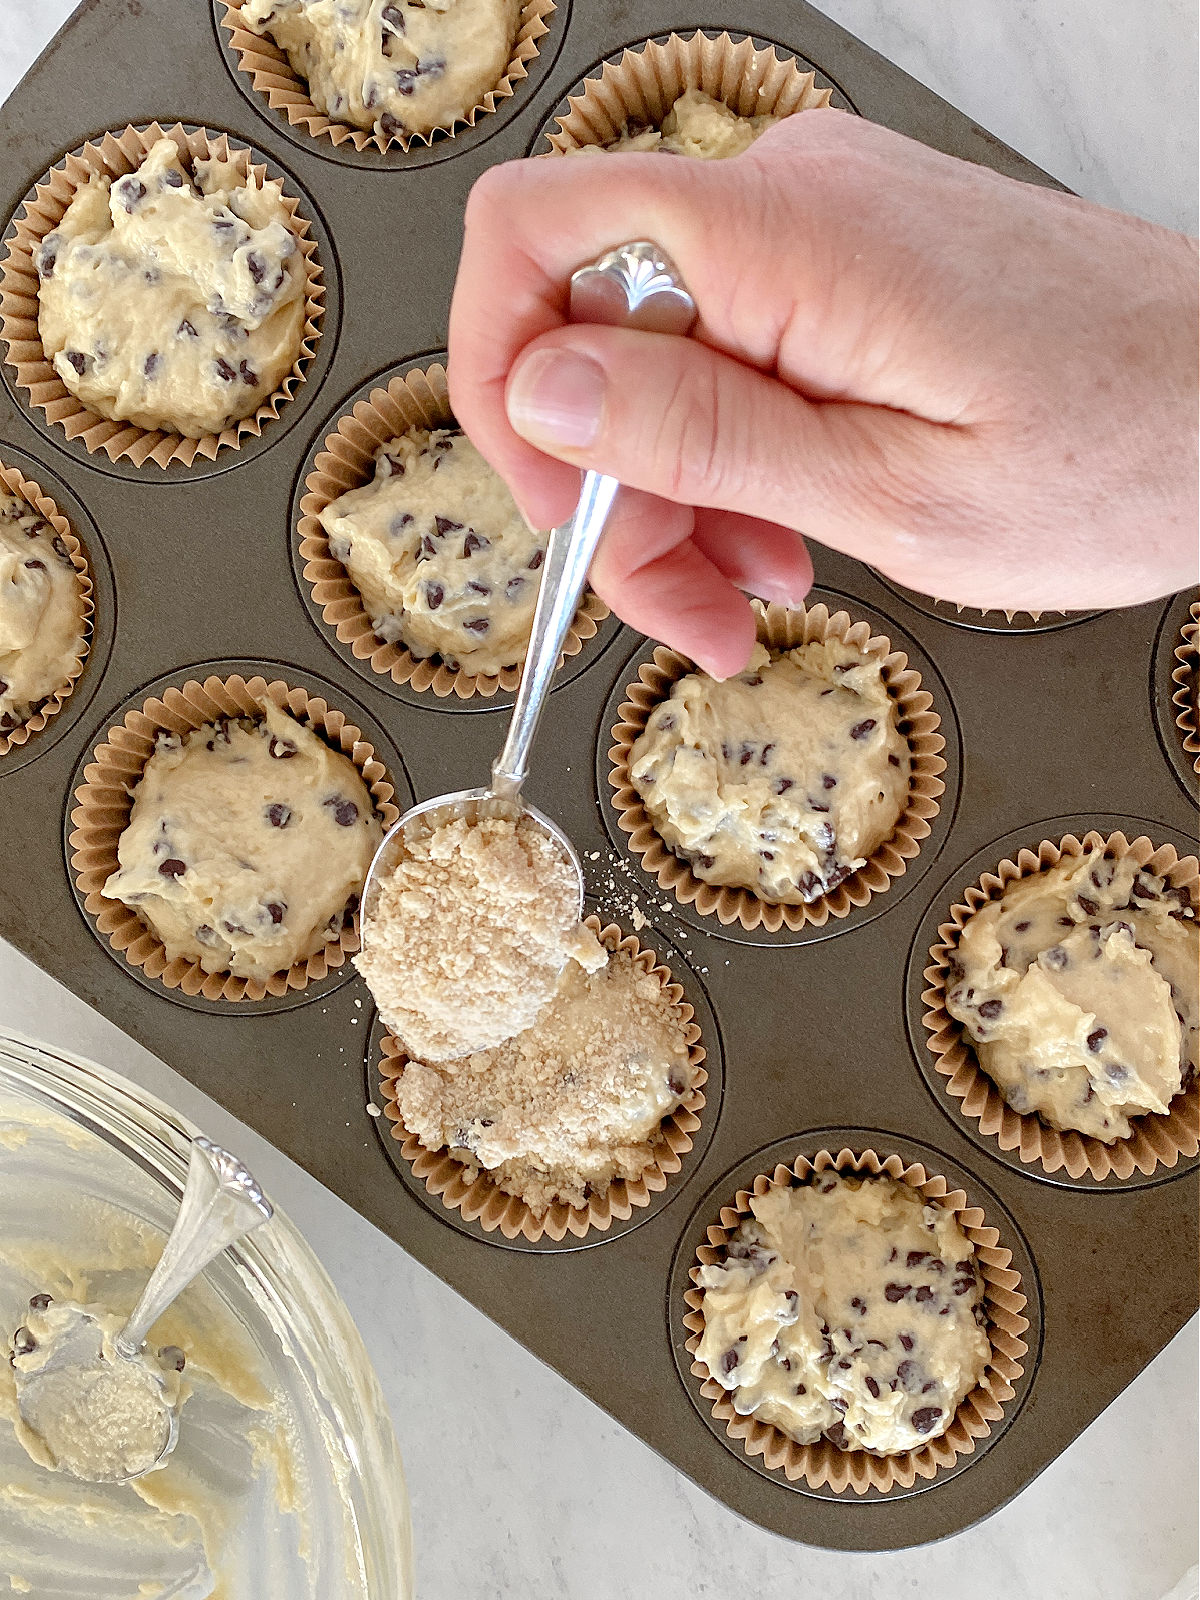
[850,1296,866,1314]
[117,177,146,211]
[836,1358,851,1371]
[505,575,524,598]
[239,360,258,385]
[28,1294,52,1312]
[435,516,463,537]
[158,858,186,878]
[720,1347,739,1376]
[265,901,286,925]
[163,167,184,188]
[911,1406,943,1435]
[865,1376,880,1398]
[914,1285,935,1303]
[195,925,220,947]
[978,998,1003,1020]
[850,719,877,740]
[246,251,266,284]
[215,357,237,382]
[142,350,161,378]
[24,558,44,571]
[772,777,795,795]
[64,350,88,376]
[1044,946,1069,971]
[463,617,490,635]
[159,1345,187,1372]
[906,1250,931,1268]
[528,547,545,570]
[35,237,58,278]
[178,318,198,338]
[884,1283,910,1303]
[325,797,359,827]
[221,920,249,937]
[378,452,405,479]
[899,1333,914,1351]
[424,581,445,609]
[11,1327,35,1357]
[378,111,404,141]
[1014,919,1031,932]
[897,1358,919,1386]
[1087,1027,1108,1051]
[1076,894,1099,915]
[266,803,291,828]
[463,530,490,555]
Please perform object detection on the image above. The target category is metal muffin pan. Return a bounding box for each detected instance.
[0,0,1195,1552]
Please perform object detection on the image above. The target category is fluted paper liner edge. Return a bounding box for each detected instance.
[921,830,1200,1182]
[682,1146,1029,1495]
[608,602,946,932]
[220,0,556,154]
[298,360,607,699]
[1172,601,1199,774]
[1,123,324,469]
[68,675,400,1002]
[376,919,708,1243]
[0,457,92,756]
[545,30,832,154]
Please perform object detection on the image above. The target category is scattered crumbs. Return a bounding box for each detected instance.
[366,1103,382,1118]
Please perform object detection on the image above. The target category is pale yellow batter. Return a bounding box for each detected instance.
[241,0,521,139]
[696,1174,989,1456]
[629,640,910,903]
[37,138,306,438]
[357,813,605,1061]
[0,494,84,734]
[946,851,1199,1141]
[10,1300,182,1483]
[320,426,547,677]
[591,89,781,159]
[102,701,380,982]
[395,946,697,1212]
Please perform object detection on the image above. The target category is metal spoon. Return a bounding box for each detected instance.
[10,1136,272,1483]
[360,239,698,935]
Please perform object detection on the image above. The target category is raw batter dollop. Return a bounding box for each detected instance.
[629,639,910,902]
[320,426,547,676]
[36,137,306,437]
[395,945,697,1212]
[103,701,381,981]
[0,494,84,734]
[241,0,521,140]
[696,1173,989,1456]
[591,89,781,159]
[945,851,1199,1141]
[357,813,605,1061]
[9,1298,181,1483]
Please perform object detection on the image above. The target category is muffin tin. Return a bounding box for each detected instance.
[0,0,1196,1552]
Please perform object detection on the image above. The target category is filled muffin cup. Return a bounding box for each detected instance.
[922,830,1200,1182]
[376,917,708,1243]
[0,122,324,469]
[1172,602,1199,775]
[608,601,946,933]
[682,1146,1029,1495]
[296,359,607,698]
[543,29,832,155]
[68,674,399,1001]
[219,0,557,155]
[0,455,93,757]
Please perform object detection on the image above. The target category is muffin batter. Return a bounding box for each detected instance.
[102,701,380,982]
[696,1173,989,1456]
[36,137,306,437]
[395,946,697,1213]
[10,1299,181,1483]
[240,0,521,140]
[320,426,547,676]
[357,813,605,1061]
[0,494,83,734]
[629,640,910,903]
[593,89,781,159]
[945,851,1199,1141]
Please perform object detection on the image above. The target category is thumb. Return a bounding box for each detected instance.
[504,322,956,565]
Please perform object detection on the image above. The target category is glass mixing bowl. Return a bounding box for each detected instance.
[0,1029,412,1600]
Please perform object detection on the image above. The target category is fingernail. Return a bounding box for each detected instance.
[507,347,605,449]
[748,577,811,609]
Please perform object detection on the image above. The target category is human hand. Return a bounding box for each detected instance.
[448,108,1198,678]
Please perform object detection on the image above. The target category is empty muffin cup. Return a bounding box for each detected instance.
[219,0,557,155]
[68,674,399,1001]
[376,917,709,1243]
[0,122,324,469]
[0,455,93,758]
[682,1145,1029,1495]
[921,829,1200,1182]
[1172,602,1199,775]
[543,29,831,155]
[608,600,946,933]
[296,359,607,698]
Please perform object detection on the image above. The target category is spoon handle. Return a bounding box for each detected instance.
[490,241,697,801]
[115,1137,273,1358]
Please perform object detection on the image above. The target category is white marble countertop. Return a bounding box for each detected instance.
[0,3,1196,1597]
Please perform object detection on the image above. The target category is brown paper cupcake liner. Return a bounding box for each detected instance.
[922,830,1200,1182]
[608,602,946,932]
[682,1146,1029,1495]
[67,675,400,1002]
[220,0,556,154]
[0,456,92,757]
[1171,601,1199,774]
[544,30,832,154]
[376,918,708,1243]
[0,123,324,468]
[297,360,607,699]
